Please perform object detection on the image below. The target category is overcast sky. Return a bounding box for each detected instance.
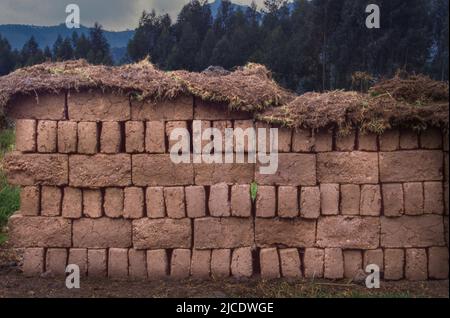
[0,0,281,31]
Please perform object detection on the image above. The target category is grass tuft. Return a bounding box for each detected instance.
[0,129,19,244]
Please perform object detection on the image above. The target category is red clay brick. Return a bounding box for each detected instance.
[146,187,165,218]
[317,152,379,184]
[384,249,404,280]
[255,218,316,248]
[170,249,191,279]
[73,218,132,248]
[41,186,62,216]
[87,249,107,277]
[145,121,165,153]
[194,217,253,249]
[363,249,384,271]
[420,128,442,149]
[382,184,404,217]
[108,248,129,279]
[3,153,68,186]
[379,130,399,151]
[278,186,299,218]
[124,187,145,219]
[317,216,380,249]
[231,184,252,217]
[343,250,364,280]
[147,249,168,279]
[191,249,211,279]
[340,184,360,215]
[405,249,428,281]
[164,187,186,219]
[256,186,276,218]
[100,121,121,154]
[324,248,344,279]
[279,248,302,278]
[133,154,193,186]
[133,218,191,249]
[37,120,57,153]
[185,186,206,218]
[22,248,45,276]
[8,215,71,248]
[404,182,424,215]
[68,91,130,121]
[46,248,67,276]
[256,154,316,186]
[62,187,82,219]
[300,186,320,219]
[104,188,124,218]
[428,247,449,279]
[304,248,324,278]
[83,189,102,218]
[68,248,87,276]
[231,247,253,278]
[166,121,188,151]
[20,186,40,216]
[125,121,145,153]
[128,249,147,279]
[314,130,333,152]
[336,132,355,151]
[194,217,254,249]
[211,249,231,278]
[194,99,249,120]
[77,122,98,154]
[15,119,36,152]
[379,151,443,182]
[194,161,254,185]
[381,215,445,248]
[132,96,193,121]
[70,154,131,187]
[213,120,233,152]
[58,121,77,153]
[320,184,339,216]
[360,185,381,216]
[423,182,444,214]
[260,248,280,279]
[209,183,231,217]
[292,129,314,152]
[400,129,419,149]
[8,94,65,120]
[358,133,378,151]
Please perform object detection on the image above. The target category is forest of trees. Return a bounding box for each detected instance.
[0,0,448,93]
[0,23,112,76]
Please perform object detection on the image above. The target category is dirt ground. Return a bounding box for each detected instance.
[0,247,448,298]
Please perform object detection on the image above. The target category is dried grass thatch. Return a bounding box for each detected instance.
[0,61,448,133]
[171,63,295,112]
[0,59,293,118]
[258,74,449,134]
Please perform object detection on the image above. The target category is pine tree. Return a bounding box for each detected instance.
[20,36,45,67]
[0,34,16,75]
[87,23,113,65]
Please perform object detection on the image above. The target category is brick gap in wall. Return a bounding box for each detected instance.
[3,92,449,281]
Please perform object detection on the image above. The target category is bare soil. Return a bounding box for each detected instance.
[0,247,448,299]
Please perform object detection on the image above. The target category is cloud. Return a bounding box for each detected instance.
[0,0,278,30]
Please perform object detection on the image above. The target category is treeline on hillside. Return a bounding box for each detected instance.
[0,23,112,75]
[1,0,449,94]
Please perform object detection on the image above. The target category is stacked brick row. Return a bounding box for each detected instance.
[4,90,449,281]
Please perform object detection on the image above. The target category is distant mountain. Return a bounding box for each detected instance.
[208,0,251,17]
[0,24,133,50]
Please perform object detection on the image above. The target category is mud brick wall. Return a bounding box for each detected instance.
[4,90,449,281]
